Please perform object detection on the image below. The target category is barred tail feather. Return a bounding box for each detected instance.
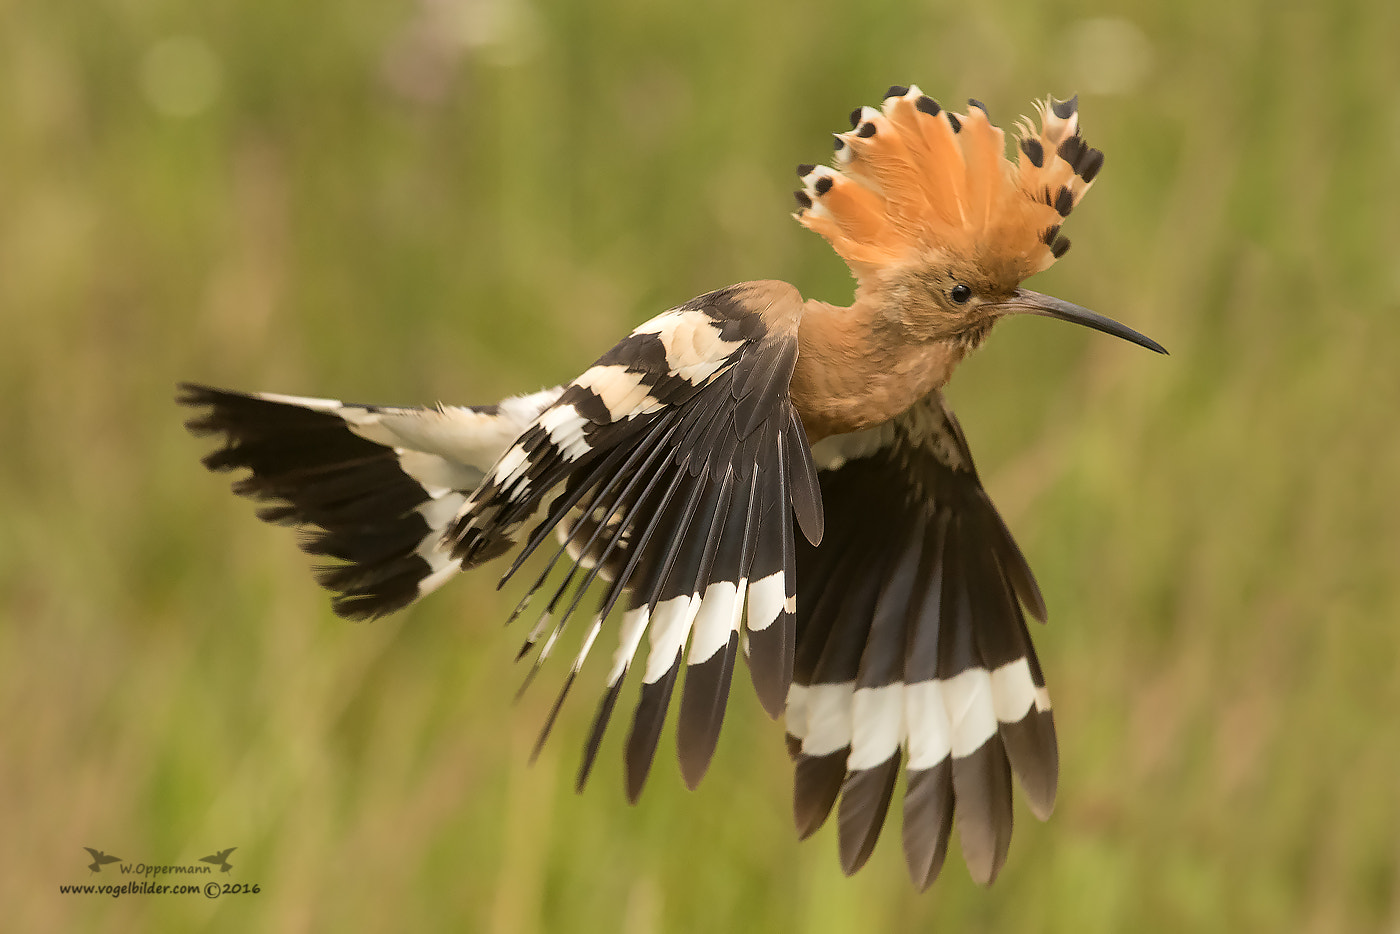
[786,393,1056,889]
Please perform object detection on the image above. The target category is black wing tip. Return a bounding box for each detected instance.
[529,669,579,765]
[324,573,421,621]
[175,379,233,403]
[792,749,847,840]
[328,595,400,622]
[1000,708,1059,820]
[745,613,795,720]
[174,380,207,404]
[1024,585,1049,624]
[951,737,1015,886]
[624,659,682,804]
[177,383,232,435]
[623,754,651,805]
[676,634,739,790]
[836,753,901,875]
[902,762,954,891]
[183,385,448,625]
[576,679,626,793]
[176,382,262,424]
[785,410,825,547]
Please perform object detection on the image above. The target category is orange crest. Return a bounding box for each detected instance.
[794,87,1102,284]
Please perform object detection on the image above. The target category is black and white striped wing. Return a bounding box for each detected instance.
[786,392,1055,889]
[179,385,560,619]
[447,281,823,796]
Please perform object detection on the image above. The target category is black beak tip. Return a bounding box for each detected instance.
[1010,289,1168,357]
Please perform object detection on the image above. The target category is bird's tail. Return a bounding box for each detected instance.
[786,396,1056,890]
[179,384,561,619]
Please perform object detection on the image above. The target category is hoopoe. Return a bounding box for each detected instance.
[180,86,1165,889]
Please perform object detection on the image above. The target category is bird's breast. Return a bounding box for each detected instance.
[790,331,966,442]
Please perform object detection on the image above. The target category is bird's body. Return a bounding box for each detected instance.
[181,87,1163,890]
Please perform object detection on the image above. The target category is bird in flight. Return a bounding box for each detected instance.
[83,848,121,874]
[199,848,237,873]
[181,86,1164,889]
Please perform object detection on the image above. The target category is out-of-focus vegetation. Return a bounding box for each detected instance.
[4,0,1398,930]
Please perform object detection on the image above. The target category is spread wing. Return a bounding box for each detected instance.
[786,391,1055,889]
[446,280,822,796]
[180,280,822,801]
[179,385,561,619]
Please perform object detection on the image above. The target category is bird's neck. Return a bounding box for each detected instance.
[791,288,973,442]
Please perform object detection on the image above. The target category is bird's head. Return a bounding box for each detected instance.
[794,88,1165,354]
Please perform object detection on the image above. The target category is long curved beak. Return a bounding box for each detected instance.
[999,289,1168,354]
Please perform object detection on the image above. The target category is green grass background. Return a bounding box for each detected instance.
[4,0,1398,930]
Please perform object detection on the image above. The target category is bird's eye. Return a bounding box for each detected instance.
[949,284,972,304]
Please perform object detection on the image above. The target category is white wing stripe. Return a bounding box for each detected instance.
[606,605,651,686]
[941,667,999,759]
[745,571,786,632]
[538,404,593,462]
[989,657,1039,723]
[415,492,467,530]
[249,391,343,411]
[905,680,953,770]
[687,581,739,664]
[786,683,811,740]
[395,449,482,495]
[493,445,532,490]
[792,660,1047,771]
[849,684,905,770]
[574,364,662,421]
[795,681,855,757]
[642,594,699,683]
[633,310,745,385]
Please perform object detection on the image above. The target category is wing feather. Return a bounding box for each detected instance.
[787,391,1055,887]
[440,281,820,796]
[177,384,558,619]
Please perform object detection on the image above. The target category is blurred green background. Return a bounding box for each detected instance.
[4,0,1398,930]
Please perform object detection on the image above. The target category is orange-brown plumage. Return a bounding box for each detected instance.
[795,87,1103,289]
[788,88,1129,440]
